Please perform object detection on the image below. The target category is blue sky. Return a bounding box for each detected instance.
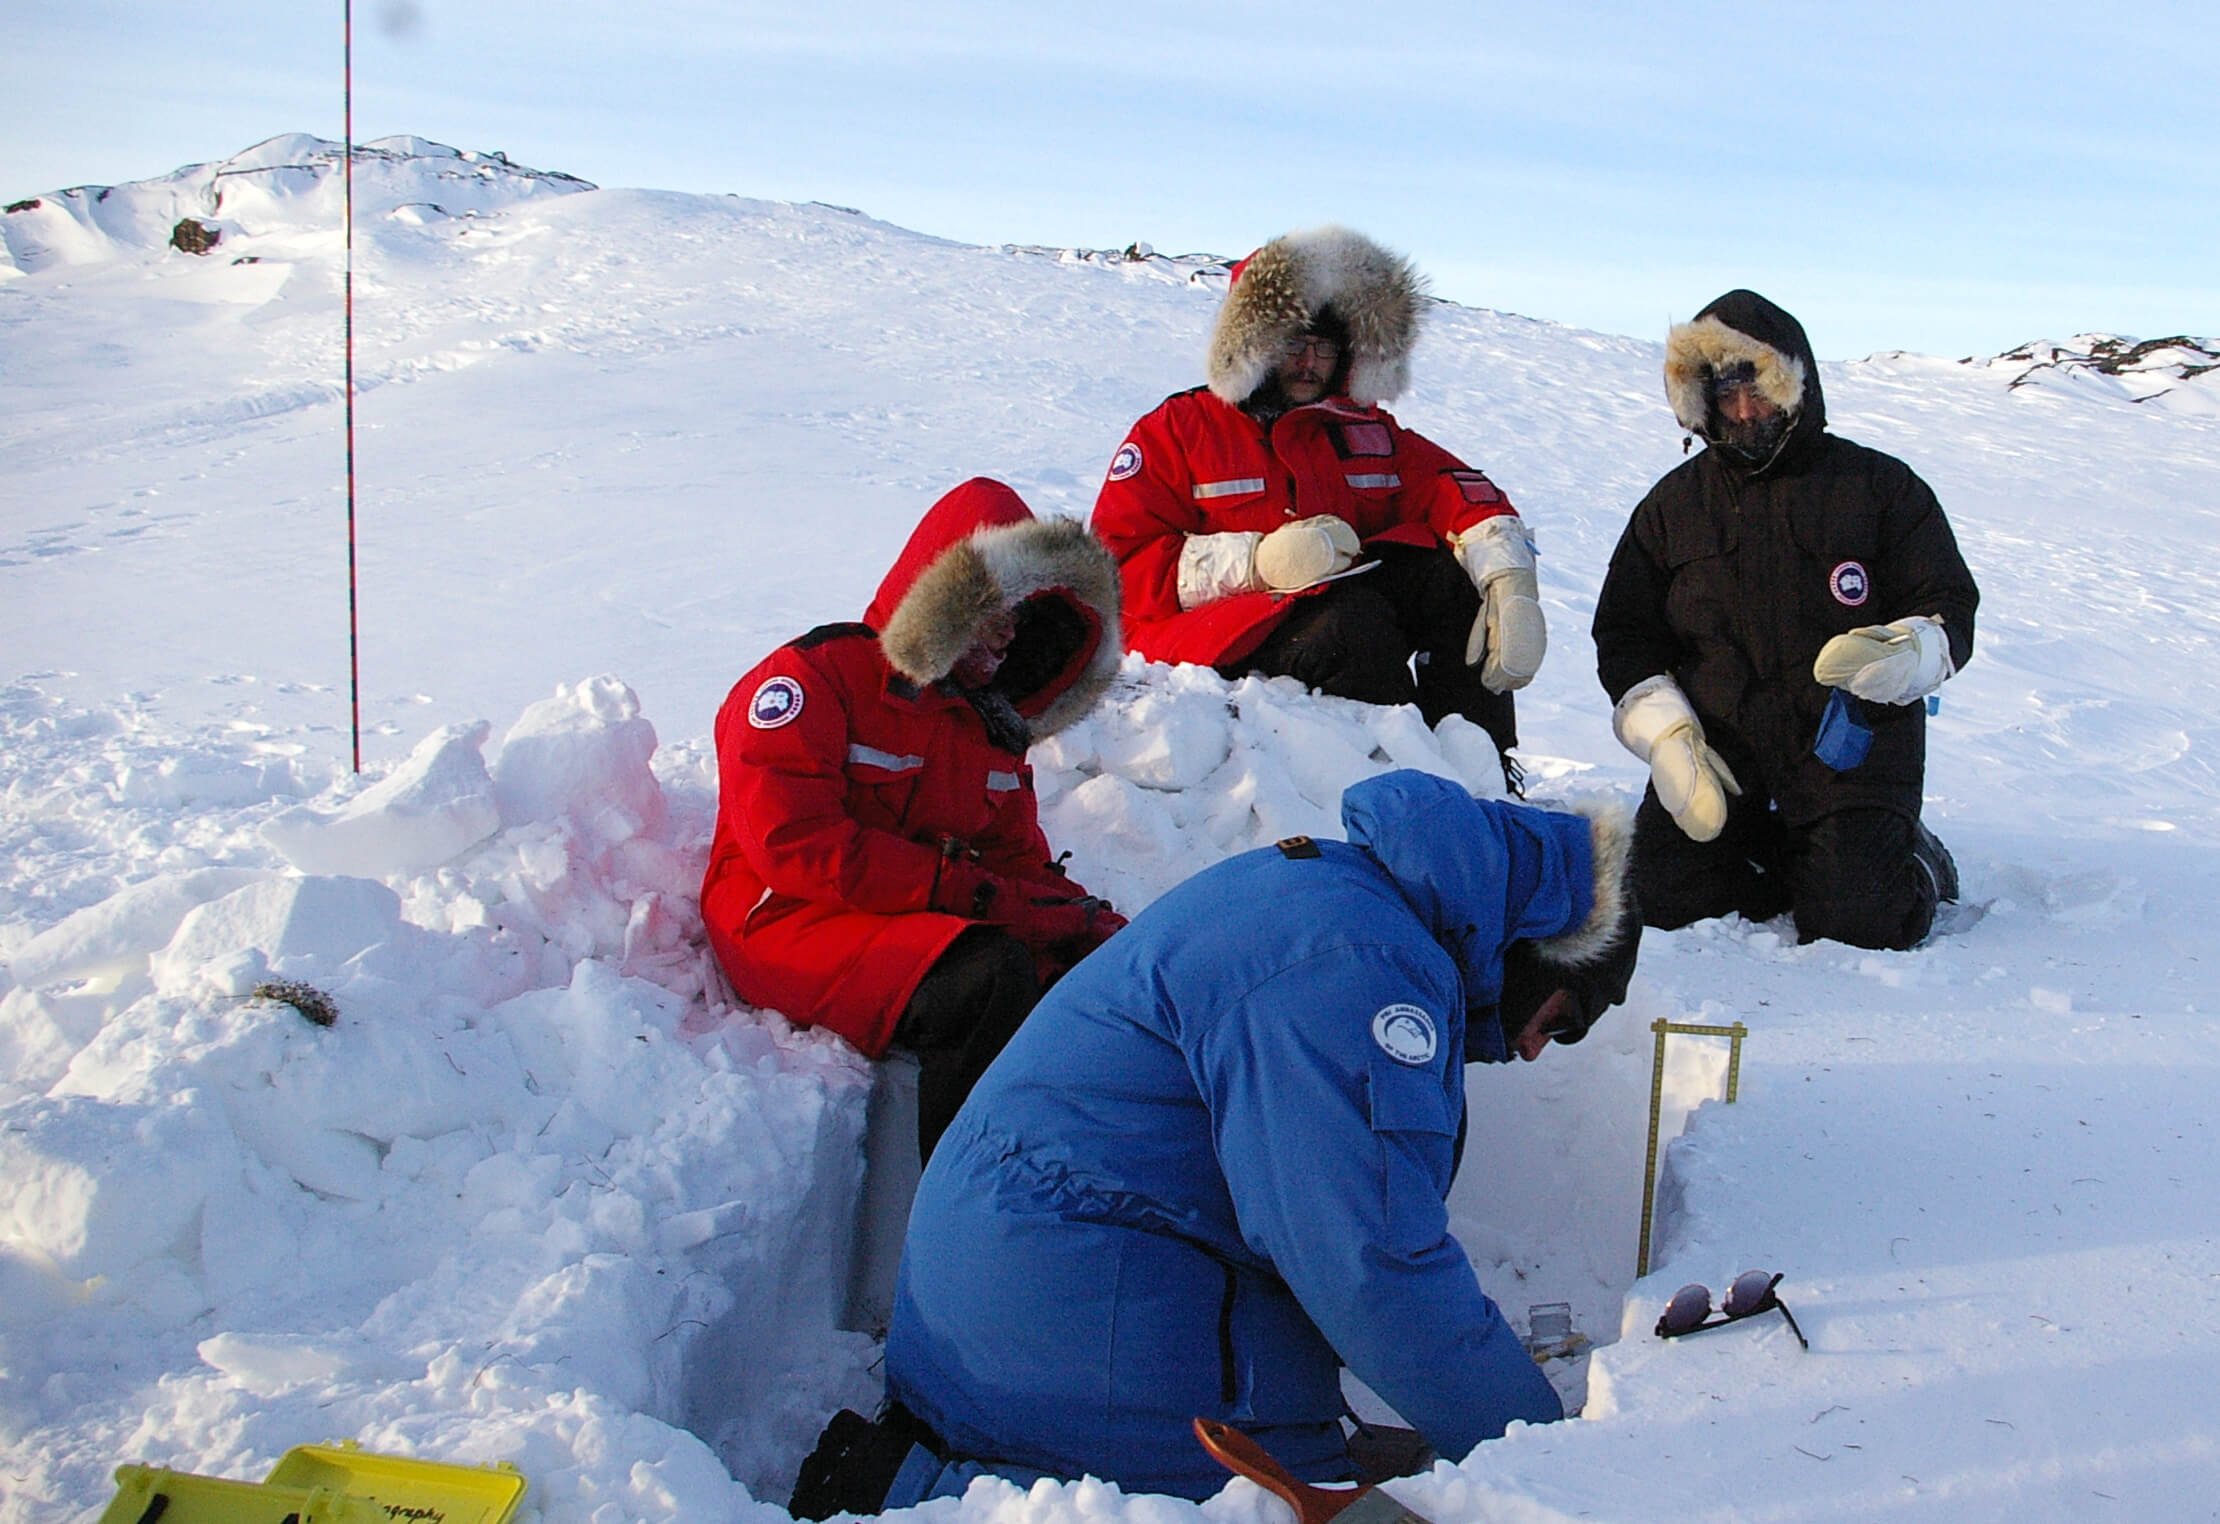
[8,1,2215,360]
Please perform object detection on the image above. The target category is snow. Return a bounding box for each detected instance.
[4,135,2219,1522]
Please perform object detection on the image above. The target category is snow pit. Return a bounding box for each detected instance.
[0,658,1699,1514]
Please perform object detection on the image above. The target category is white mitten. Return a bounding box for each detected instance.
[1253,515,1362,591]
[1613,674,1742,842]
[1451,517,1547,691]
[1812,615,1954,705]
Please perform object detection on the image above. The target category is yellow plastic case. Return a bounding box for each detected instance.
[97,1442,525,1524]
[97,1464,380,1524]
[264,1443,526,1523]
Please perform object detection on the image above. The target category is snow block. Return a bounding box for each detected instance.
[1092,684,1234,791]
[1429,713,1511,800]
[151,876,405,998]
[4,866,272,991]
[195,1331,419,1397]
[485,958,687,1139]
[225,1100,385,1202]
[0,1094,234,1281]
[260,720,502,877]
[490,676,665,846]
[0,986,112,1101]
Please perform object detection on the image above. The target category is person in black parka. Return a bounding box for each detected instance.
[1591,290,1979,950]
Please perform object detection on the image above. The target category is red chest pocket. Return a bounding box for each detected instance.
[842,740,928,830]
[1179,427,1281,526]
[1333,421,1395,458]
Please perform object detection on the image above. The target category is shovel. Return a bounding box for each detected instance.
[1191,1418,1438,1524]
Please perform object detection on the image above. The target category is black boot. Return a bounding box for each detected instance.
[789,1404,940,1519]
[1911,819,1959,904]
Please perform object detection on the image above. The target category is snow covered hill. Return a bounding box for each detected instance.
[4,136,2219,1523]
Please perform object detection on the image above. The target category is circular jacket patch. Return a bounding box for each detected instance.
[747,675,806,729]
[1829,561,1871,607]
[1371,1004,1439,1066]
[1107,441,1143,482]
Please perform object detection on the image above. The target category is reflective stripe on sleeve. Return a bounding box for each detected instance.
[1343,472,1402,490]
[986,771,1022,792]
[847,743,925,772]
[1191,478,1267,500]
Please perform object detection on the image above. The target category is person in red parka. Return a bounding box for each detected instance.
[701,478,1126,1159]
[1092,226,1547,787]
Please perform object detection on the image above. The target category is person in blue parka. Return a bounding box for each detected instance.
[835,769,1641,1505]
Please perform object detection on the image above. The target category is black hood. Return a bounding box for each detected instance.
[1664,289,1829,474]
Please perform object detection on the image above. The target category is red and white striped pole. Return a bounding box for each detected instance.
[343,0,363,772]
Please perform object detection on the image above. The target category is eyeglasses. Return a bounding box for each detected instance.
[1655,1270,1808,1350]
[1704,360,1760,400]
[1280,334,1342,361]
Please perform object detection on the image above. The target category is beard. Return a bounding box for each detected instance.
[1715,406,1793,464]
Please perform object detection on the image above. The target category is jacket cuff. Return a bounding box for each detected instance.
[1450,515,1536,589]
[1611,673,1698,763]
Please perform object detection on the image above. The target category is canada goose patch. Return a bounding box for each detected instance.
[749,676,806,729]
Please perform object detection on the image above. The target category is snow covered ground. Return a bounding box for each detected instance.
[4,137,2218,1523]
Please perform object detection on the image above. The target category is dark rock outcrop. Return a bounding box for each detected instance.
[170,218,221,255]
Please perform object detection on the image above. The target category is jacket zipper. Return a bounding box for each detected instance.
[1218,1261,1238,1405]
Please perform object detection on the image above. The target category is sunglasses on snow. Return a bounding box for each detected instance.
[1655,1270,1808,1350]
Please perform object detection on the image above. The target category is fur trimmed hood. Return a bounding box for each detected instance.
[1663,289,1829,460]
[1494,792,1640,1047]
[1521,795,1634,969]
[1207,226,1427,407]
[868,478,1122,740]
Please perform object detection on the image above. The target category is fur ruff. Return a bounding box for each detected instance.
[1527,794,1635,968]
[1207,226,1426,407]
[878,516,1121,739]
[1663,314,1808,435]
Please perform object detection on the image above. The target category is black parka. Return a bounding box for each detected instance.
[1592,291,1979,826]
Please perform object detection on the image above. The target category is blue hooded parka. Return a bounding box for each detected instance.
[883,770,1607,1498]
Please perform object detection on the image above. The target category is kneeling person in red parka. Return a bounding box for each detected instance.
[702,478,1126,1159]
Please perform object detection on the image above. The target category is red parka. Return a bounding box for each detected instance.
[1092,226,1527,669]
[701,478,1122,1057]
[1093,385,1522,667]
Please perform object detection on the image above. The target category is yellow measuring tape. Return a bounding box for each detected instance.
[1636,1017,1747,1277]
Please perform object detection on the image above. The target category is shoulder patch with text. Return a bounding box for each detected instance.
[748,675,806,729]
[1107,441,1144,482]
[1372,1004,1439,1066]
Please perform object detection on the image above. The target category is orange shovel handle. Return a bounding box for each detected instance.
[1191,1418,1358,1524]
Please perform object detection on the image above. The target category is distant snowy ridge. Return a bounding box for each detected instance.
[11,129,2213,399]
[0,133,591,277]
[1001,240,1234,291]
